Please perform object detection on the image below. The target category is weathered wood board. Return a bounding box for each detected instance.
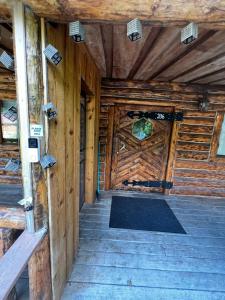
[47,23,100,299]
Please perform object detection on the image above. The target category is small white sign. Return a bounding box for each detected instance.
[30,124,44,137]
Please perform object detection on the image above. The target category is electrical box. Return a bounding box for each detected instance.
[28,138,40,163]
[181,23,198,44]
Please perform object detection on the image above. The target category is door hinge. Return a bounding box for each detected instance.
[127,111,183,121]
[123,180,173,189]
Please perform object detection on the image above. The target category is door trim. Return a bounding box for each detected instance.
[106,104,177,193]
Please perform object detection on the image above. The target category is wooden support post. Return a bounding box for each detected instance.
[13,0,35,233]
[85,95,98,203]
[23,6,52,299]
[28,235,52,300]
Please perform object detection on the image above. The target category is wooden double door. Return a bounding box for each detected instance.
[111,105,173,193]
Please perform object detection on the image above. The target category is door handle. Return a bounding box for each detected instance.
[117,141,126,154]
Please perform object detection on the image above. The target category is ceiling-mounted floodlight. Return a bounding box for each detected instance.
[42,102,57,120]
[40,154,56,169]
[43,44,62,65]
[69,21,85,42]
[181,22,198,45]
[127,18,142,42]
[0,51,14,70]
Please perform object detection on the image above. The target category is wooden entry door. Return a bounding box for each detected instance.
[111,105,173,193]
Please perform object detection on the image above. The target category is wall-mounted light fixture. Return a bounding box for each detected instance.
[0,51,14,70]
[40,154,56,169]
[42,102,57,120]
[4,158,21,172]
[127,18,142,41]
[69,21,85,42]
[43,44,62,65]
[181,22,198,45]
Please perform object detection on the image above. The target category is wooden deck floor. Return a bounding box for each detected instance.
[62,191,225,300]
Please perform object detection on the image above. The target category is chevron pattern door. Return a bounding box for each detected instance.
[111,105,173,192]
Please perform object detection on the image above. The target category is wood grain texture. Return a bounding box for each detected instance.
[111,105,172,192]
[28,234,52,300]
[0,229,46,300]
[0,206,25,229]
[25,9,52,299]
[3,0,225,29]
[47,23,100,299]
[100,79,225,197]
[0,73,20,185]
[0,145,22,185]
[47,23,67,300]
[62,192,225,299]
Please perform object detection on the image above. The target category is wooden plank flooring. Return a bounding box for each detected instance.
[62,191,225,300]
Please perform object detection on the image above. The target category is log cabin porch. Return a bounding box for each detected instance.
[63,191,225,299]
[1,1,225,299]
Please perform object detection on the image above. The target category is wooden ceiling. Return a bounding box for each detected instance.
[1,18,225,87]
[0,23,13,74]
[84,24,225,85]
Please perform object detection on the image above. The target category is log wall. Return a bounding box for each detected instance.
[47,23,100,299]
[0,75,21,185]
[100,80,225,198]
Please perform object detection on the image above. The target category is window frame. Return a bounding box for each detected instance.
[0,99,19,145]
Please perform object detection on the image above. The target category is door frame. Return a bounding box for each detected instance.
[105,103,179,194]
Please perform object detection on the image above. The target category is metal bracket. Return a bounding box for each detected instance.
[123,180,173,189]
[127,111,183,121]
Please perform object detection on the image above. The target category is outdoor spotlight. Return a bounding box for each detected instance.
[42,102,57,120]
[4,158,21,172]
[43,44,62,65]
[127,18,142,41]
[69,21,85,42]
[0,51,14,70]
[3,105,17,122]
[40,154,56,169]
[181,22,198,45]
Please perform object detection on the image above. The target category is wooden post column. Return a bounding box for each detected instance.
[13,2,52,299]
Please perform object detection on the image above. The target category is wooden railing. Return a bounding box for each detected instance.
[0,228,46,300]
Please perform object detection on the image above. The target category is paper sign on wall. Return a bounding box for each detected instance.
[30,124,44,137]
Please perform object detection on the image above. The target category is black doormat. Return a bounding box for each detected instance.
[109,196,186,234]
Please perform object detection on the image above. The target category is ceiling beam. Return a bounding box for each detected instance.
[148,30,217,80]
[188,67,225,83]
[0,65,13,72]
[207,78,225,85]
[0,43,13,55]
[127,27,164,80]
[100,24,113,78]
[0,23,12,33]
[1,1,225,29]
[170,50,225,81]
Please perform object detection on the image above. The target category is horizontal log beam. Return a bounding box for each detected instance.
[2,1,225,29]
[0,206,25,230]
